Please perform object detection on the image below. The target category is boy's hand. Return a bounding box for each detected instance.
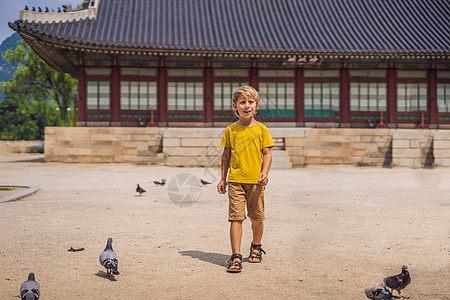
[217,180,227,194]
[258,172,269,186]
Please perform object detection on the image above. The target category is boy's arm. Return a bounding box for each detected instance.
[258,147,272,186]
[217,147,231,194]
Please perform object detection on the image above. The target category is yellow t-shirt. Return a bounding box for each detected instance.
[220,122,275,184]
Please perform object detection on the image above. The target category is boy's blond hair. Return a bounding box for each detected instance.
[232,86,260,117]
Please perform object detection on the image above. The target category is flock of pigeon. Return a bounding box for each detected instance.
[20,238,118,300]
[136,178,211,196]
[365,265,411,299]
[18,177,410,299]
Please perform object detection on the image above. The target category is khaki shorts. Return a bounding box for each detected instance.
[228,182,265,222]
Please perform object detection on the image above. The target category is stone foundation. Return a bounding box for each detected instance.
[39,127,450,168]
[44,127,162,163]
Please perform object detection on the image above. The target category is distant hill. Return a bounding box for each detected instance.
[0,33,21,100]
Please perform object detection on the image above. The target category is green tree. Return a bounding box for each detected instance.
[1,40,78,127]
[0,96,39,140]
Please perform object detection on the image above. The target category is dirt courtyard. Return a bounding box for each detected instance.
[0,153,449,299]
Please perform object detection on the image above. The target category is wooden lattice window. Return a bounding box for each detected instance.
[304,82,340,118]
[259,82,295,118]
[120,81,157,110]
[350,82,387,111]
[437,83,450,113]
[397,83,427,112]
[87,81,110,110]
[167,82,204,111]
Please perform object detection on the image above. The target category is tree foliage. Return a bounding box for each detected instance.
[0,40,78,140]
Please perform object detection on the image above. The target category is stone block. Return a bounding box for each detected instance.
[289,156,305,167]
[287,147,304,156]
[393,130,423,139]
[114,155,136,163]
[433,140,450,149]
[393,158,414,167]
[285,138,305,147]
[121,148,137,156]
[181,138,221,147]
[269,128,307,138]
[433,150,450,158]
[392,148,423,158]
[207,146,223,156]
[434,131,450,140]
[163,138,180,147]
[411,139,430,148]
[435,159,450,167]
[165,147,205,156]
[351,149,366,157]
[164,128,224,138]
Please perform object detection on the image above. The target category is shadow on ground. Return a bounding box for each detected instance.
[179,250,228,267]
[8,157,45,163]
[94,271,117,281]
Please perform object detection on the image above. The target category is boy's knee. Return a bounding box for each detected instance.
[250,218,264,224]
[230,220,244,225]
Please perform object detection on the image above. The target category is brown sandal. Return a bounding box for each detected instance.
[227,253,242,273]
[248,243,266,263]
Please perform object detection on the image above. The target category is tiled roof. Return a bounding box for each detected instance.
[11,0,450,54]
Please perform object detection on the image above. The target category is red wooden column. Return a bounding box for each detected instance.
[77,66,86,123]
[204,67,213,123]
[110,66,120,123]
[428,69,437,125]
[387,68,396,124]
[340,68,350,124]
[250,67,258,90]
[295,68,304,123]
[157,66,167,123]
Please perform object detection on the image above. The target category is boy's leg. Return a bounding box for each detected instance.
[230,220,243,267]
[246,184,266,262]
[251,218,264,245]
[249,219,264,262]
[228,183,246,270]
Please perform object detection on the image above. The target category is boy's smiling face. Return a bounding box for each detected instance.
[233,96,258,121]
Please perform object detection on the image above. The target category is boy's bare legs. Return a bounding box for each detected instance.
[230,220,243,269]
[250,219,264,262]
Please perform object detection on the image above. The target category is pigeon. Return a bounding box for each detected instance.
[25,5,29,10]
[45,7,49,12]
[200,179,211,185]
[383,265,411,298]
[136,184,146,196]
[364,282,395,300]
[99,237,119,276]
[20,273,40,300]
[38,7,42,12]
[32,6,36,11]
[58,7,61,12]
[153,179,166,186]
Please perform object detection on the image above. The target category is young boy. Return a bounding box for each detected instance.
[217,85,275,273]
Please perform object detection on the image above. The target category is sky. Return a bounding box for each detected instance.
[0,0,83,43]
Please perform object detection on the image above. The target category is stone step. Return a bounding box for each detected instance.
[271,150,292,169]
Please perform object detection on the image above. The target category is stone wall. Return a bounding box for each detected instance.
[0,141,44,153]
[302,129,393,167]
[40,127,450,168]
[44,127,162,163]
[392,130,435,168]
[434,131,450,167]
[163,128,224,167]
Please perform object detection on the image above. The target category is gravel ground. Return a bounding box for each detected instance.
[0,153,449,299]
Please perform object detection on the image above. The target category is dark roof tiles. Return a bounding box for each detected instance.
[12,0,450,54]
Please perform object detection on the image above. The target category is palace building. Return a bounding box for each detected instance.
[9,0,450,128]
